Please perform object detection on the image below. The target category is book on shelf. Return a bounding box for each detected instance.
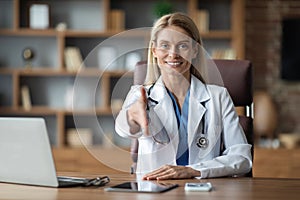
[64,47,85,72]
[109,9,125,31]
[211,48,236,59]
[21,85,32,111]
[195,9,209,33]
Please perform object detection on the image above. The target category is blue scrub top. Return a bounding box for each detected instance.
[167,88,190,166]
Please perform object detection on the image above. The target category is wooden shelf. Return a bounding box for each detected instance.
[63,30,121,37]
[0,28,137,38]
[0,28,58,36]
[0,106,113,116]
[201,30,232,39]
[0,68,16,74]
[0,68,132,77]
[0,106,59,116]
[18,68,100,77]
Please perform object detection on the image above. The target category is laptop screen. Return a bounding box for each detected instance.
[0,117,59,187]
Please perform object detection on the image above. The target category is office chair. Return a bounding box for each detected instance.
[130,59,253,177]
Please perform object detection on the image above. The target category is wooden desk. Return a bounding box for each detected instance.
[52,147,300,179]
[0,173,299,200]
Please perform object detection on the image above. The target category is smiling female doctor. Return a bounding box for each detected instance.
[115,12,252,180]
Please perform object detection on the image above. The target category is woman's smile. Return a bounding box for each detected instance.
[165,60,184,67]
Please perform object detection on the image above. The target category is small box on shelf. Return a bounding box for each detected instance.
[109,9,125,31]
[97,46,118,70]
[67,128,93,147]
[124,52,142,71]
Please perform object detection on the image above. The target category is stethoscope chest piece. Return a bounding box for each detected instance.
[197,136,208,149]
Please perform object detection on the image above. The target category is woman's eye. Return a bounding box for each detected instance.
[178,43,188,49]
[160,43,169,49]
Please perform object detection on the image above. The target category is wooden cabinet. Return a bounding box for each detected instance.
[0,0,245,148]
[253,148,300,178]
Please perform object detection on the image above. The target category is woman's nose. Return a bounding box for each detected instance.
[168,46,179,58]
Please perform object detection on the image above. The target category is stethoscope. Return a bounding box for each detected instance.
[196,112,209,149]
[146,84,209,149]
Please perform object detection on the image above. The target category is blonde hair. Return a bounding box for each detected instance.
[145,12,207,85]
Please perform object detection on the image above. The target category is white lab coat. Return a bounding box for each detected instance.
[115,75,252,178]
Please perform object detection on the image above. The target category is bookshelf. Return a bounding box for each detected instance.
[0,0,245,148]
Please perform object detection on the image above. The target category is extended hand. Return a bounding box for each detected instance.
[127,87,149,135]
[142,165,201,180]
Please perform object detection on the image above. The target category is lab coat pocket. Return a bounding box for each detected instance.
[196,124,222,160]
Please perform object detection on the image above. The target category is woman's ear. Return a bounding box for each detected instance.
[151,42,157,58]
[192,45,198,59]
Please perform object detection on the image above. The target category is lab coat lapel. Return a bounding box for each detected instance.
[148,77,179,144]
[188,76,210,146]
[146,76,211,164]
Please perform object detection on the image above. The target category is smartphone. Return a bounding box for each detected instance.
[105,181,178,193]
[184,182,212,192]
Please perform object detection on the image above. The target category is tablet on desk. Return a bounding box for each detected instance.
[105,181,178,193]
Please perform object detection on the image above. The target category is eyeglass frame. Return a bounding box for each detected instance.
[84,176,110,187]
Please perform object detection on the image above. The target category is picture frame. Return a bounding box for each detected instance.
[28,3,50,29]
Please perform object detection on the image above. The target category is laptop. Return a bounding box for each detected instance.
[0,117,95,187]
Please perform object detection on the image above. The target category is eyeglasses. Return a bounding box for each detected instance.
[84,176,110,187]
[146,105,170,145]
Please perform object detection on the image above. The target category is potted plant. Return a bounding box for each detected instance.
[153,0,173,19]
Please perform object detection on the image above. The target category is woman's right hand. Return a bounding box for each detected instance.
[126,87,149,135]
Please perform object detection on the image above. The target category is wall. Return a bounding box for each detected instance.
[245,0,300,135]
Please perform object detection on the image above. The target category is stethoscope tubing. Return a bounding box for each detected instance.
[145,83,209,149]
